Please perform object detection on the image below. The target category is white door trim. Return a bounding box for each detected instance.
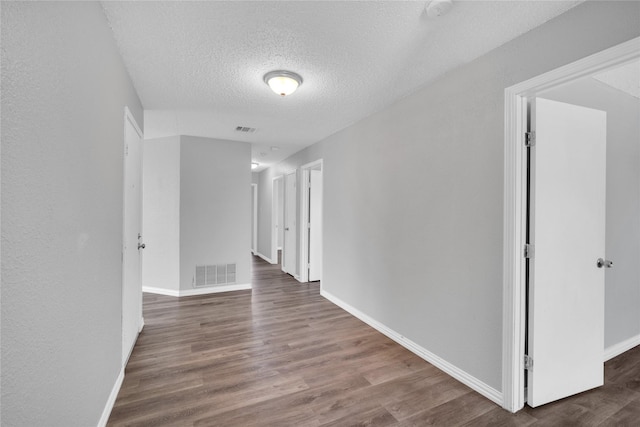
[502,37,640,412]
[299,159,323,283]
[125,106,143,139]
[271,175,283,265]
[251,183,258,254]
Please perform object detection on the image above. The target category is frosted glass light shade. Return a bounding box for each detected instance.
[264,70,303,97]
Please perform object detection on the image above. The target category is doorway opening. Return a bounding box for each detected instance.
[502,37,640,412]
[300,160,323,283]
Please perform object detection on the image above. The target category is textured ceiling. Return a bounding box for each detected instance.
[593,59,640,99]
[102,1,583,170]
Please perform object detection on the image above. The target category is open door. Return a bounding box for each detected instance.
[283,171,296,275]
[276,178,284,251]
[251,184,257,254]
[308,169,323,281]
[122,108,144,365]
[527,97,607,407]
[271,176,284,266]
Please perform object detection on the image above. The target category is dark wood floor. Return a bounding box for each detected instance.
[108,255,640,426]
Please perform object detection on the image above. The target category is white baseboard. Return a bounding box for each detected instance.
[254,251,275,264]
[320,289,503,407]
[179,283,252,296]
[98,367,124,427]
[143,283,251,297]
[142,286,180,297]
[605,334,640,362]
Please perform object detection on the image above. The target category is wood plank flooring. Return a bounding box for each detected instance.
[108,255,640,426]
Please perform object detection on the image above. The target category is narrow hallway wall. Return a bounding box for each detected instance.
[1,2,144,425]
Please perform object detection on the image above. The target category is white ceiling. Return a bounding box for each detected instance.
[102,1,583,171]
[593,59,640,99]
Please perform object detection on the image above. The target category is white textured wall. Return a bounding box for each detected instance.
[543,78,640,349]
[142,137,181,292]
[1,2,143,426]
[256,1,640,392]
[180,136,252,289]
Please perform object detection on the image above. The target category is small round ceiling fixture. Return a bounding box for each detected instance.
[426,0,453,18]
[251,162,259,170]
[263,70,303,97]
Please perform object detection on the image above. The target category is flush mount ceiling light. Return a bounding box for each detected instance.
[251,162,259,170]
[263,70,303,97]
[426,0,453,18]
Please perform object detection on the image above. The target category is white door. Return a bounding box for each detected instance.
[283,172,296,275]
[273,180,280,253]
[277,178,284,250]
[251,184,257,253]
[527,97,607,407]
[122,110,144,365]
[308,169,323,281]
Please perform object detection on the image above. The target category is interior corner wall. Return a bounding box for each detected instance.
[142,136,181,293]
[255,1,640,394]
[1,2,144,426]
[180,136,252,289]
[541,78,640,349]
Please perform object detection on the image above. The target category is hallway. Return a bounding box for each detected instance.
[108,256,640,426]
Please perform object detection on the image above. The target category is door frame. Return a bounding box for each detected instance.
[299,159,323,283]
[502,37,640,412]
[122,106,144,366]
[251,183,258,254]
[271,175,283,265]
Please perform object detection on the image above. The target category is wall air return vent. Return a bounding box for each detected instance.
[194,263,237,288]
[235,126,256,133]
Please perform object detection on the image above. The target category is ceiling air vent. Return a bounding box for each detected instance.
[235,126,256,133]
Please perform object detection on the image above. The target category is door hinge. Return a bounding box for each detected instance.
[525,131,536,147]
[524,243,534,259]
[524,354,534,370]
